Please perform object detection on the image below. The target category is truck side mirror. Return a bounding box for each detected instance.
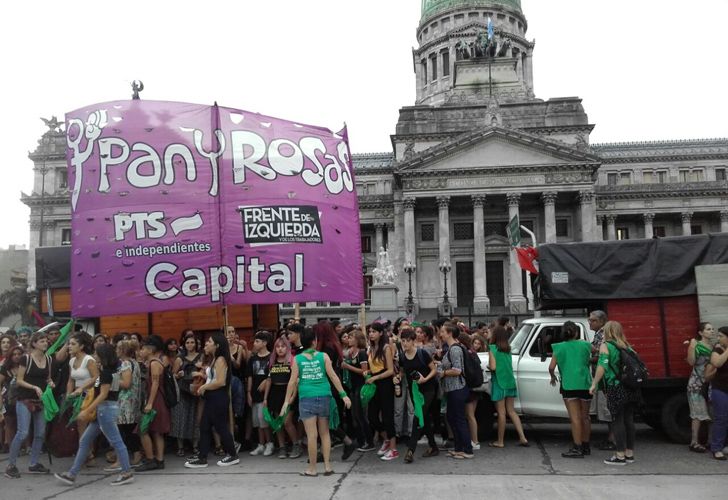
[537,338,547,362]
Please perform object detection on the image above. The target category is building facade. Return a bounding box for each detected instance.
[22,0,728,324]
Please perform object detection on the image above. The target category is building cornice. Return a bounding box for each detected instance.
[592,138,728,164]
[595,181,728,200]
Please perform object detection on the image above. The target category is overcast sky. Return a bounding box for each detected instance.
[1,0,726,249]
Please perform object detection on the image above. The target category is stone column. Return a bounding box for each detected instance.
[643,213,655,239]
[681,212,693,235]
[506,193,527,313]
[472,195,489,314]
[596,215,605,241]
[606,215,617,241]
[525,47,535,95]
[403,198,417,306]
[721,210,728,233]
[542,191,557,244]
[578,191,595,242]
[375,223,384,253]
[437,196,452,305]
[393,202,407,308]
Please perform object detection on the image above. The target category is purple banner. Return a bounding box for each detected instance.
[66,100,363,317]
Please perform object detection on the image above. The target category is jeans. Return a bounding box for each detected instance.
[407,387,437,452]
[612,402,636,452]
[198,390,236,459]
[711,388,728,453]
[70,401,130,476]
[446,386,472,454]
[9,401,46,467]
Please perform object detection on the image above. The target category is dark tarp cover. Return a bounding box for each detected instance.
[534,234,728,310]
[36,246,71,289]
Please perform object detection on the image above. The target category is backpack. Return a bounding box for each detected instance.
[448,344,485,390]
[153,359,180,408]
[609,341,648,390]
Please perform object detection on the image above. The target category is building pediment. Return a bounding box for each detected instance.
[396,126,600,175]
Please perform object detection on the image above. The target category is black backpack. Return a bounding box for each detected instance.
[448,344,485,389]
[609,341,648,390]
[153,359,180,408]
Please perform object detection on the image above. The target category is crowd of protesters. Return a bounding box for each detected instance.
[1,314,728,485]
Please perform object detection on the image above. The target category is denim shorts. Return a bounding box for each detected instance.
[298,396,330,421]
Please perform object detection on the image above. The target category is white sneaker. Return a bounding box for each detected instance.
[377,440,391,456]
[263,442,275,457]
[471,441,481,450]
[249,444,265,456]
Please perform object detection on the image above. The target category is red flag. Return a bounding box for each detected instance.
[515,246,539,274]
[31,308,47,327]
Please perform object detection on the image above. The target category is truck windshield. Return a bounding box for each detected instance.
[510,323,533,355]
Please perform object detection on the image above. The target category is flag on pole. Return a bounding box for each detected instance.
[515,246,539,275]
[47,319,75,356]
[46,288,54,317]
[487,17,494,40]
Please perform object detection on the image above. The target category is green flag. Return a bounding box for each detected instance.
[42,386,59,422]
[411,382,425,428]
[47,320,75,357]
[360,378,377,407]
[328,396,339,430]
[139,409,157,435]
[263,407,288,434]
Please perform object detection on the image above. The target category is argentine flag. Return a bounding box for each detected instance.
[487,17,494,40]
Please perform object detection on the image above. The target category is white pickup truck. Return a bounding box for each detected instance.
[474,317,595,438]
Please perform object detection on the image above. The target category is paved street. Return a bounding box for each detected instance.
[0,424,728,500]
[1,423,725,499]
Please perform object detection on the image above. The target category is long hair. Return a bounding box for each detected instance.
[2,346,24,371]
[117,339,139,360]
[209,332,232,383]
[603,321,630,349]
[269,335,293,368]
[314,321,343,361]
[95,343,119,370]
[369,322,389,361]
[0,334,18,356]
[490,326,511,353]
[70,332,93,355]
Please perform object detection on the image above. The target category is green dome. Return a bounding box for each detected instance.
[421,0,522,20]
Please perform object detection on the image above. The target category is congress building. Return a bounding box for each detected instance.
[22,0,728,325]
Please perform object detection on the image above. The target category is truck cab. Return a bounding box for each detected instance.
[508,317,594,417]
[475,317,593,424]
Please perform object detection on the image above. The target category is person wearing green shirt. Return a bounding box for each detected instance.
[549,321,593,458]
[280,328,350,477]
[488,326,528,449]
[590,321,640,466]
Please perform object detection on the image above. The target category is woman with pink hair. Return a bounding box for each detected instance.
[264,336,301,459]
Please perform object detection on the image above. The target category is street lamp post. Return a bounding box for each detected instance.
[438,258,452,317]
[403,260,416,315]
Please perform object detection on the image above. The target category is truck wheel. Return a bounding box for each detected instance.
[476,396,495,441]
[641,412,663,431]
[660,393,691,444]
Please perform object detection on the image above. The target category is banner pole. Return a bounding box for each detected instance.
[294,303,301,323]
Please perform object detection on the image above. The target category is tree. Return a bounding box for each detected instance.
[0,287,35,326]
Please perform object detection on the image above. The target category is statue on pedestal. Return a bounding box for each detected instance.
[373,247,397,286]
